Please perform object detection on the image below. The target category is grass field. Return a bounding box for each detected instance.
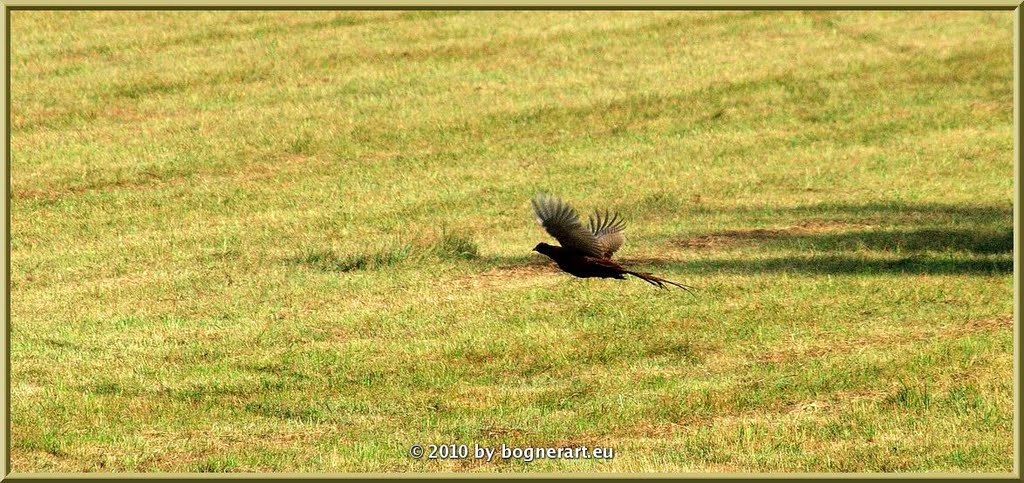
[8,10,1015,473]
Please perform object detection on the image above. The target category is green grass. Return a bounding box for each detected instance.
[9,10,1014,473]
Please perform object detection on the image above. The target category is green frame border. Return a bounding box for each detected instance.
[0,2,1019,479]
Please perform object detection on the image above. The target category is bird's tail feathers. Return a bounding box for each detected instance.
[626,270,694,294]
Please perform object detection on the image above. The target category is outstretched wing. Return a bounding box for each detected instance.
[589,209,626,258]
[531,194,604,257]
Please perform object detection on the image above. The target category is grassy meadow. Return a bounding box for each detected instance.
[8,10,1015,473]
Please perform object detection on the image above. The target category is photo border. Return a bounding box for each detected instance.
[0,1,1018,479]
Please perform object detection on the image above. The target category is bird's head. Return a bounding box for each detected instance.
[533,242,555,255]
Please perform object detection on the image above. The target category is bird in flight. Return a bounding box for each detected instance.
[530,194,692,291]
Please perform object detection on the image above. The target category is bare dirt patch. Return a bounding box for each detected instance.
[477,260,557,280]
[449,259,558,290]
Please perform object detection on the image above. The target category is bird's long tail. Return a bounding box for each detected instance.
[625,270,694,293]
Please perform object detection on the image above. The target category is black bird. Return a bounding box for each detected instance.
[530,194,692,291]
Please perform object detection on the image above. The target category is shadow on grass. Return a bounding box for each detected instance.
[515,201,1014,276]
[623,254,1011,276]
[677,228,1012,255]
